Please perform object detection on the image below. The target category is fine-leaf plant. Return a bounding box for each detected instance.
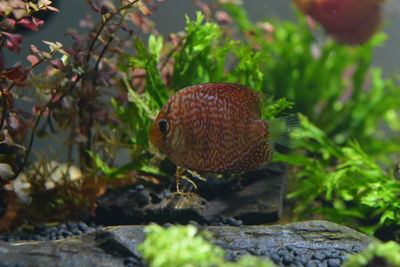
[276,115,400,235]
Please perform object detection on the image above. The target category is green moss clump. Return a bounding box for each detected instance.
[138,223,277,267]
[344,241,400,267]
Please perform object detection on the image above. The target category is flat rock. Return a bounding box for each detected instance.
[0,220,376,267]
[203,163,288,224]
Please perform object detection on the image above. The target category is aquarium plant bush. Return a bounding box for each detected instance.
[276,115,400,235]
[0,0,165,226]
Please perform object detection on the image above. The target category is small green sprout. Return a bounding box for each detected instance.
[138,224,277,267]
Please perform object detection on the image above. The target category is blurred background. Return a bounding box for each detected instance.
[4,0,399,157]
[5,0,400,77]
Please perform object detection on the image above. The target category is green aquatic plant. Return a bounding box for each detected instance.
[344,241,400,267]
[170,12,268,91]
[0,0,164,228]
[276,115,400,235]
[138,223,277,267]
[222,3,400,155]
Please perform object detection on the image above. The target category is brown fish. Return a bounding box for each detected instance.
[149,83,291,173]
[293,0,384,45]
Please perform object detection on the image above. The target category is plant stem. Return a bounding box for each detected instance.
[160,36,186,71]
[0,87,8,132]
[13,0,141,177]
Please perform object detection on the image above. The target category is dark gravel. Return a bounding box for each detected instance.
[236,247,354,267]
[0,221,102,242]
[214,215,243,226]
[0,214,242,243]
[225,247,354,267]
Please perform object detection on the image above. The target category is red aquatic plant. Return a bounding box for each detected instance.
[293,0,384,45]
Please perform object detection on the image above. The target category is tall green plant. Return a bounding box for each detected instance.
[276,115,400,235]
[171,12,268,90]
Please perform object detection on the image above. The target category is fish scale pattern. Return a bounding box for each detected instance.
[150,83,272,173]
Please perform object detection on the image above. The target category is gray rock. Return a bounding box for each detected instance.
[94,162,288,226]
[0,220,375,267]
[210,220,375,252]
[203,162,288,224]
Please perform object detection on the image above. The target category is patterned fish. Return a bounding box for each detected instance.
[149,83,291,173]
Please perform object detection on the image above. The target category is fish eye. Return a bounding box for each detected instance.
[158,120,169,133]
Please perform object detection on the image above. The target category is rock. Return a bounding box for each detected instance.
[0,221,375,267]
[94,162,287,226]
[203,162,288,224]
[210,220,375,254]
[0,195,5,218]
[94,185,210,225]
[0,225,145,267]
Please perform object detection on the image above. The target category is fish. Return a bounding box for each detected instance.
[149,82,295,173]
[293,0,384,45]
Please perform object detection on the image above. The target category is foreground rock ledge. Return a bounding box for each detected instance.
[0,220,375,267]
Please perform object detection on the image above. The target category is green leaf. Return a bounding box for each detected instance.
[148,34,163,61]
[171,12,223,89]
[132,38,169,110]
[279,116,400,233]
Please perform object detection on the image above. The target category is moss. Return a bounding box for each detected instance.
[138,223,277,267]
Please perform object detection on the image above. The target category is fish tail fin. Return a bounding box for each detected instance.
[266,115,301,149]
